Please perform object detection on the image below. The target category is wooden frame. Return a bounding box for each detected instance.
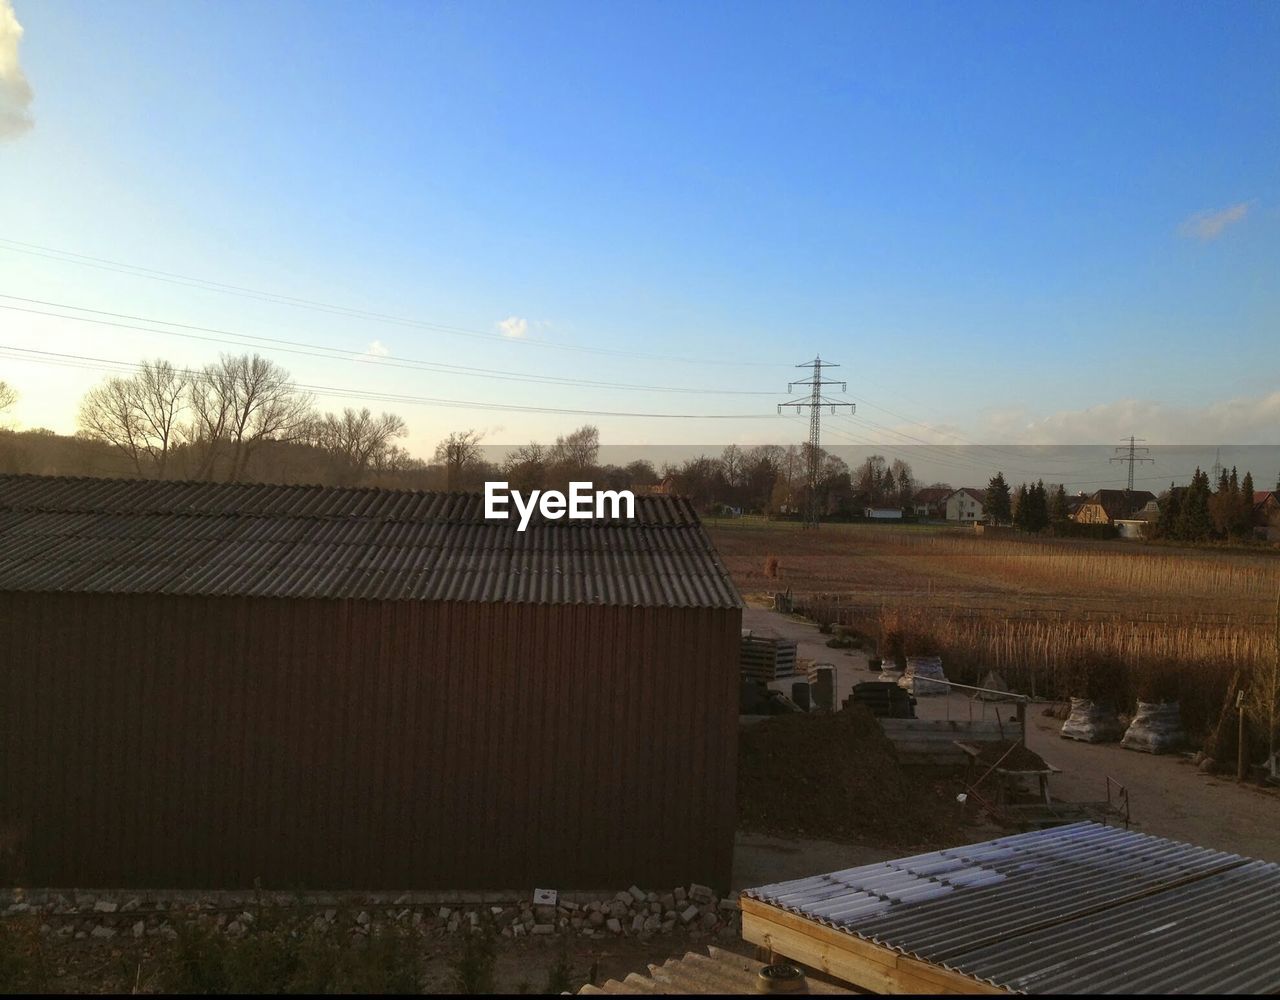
[739,896,1009,995]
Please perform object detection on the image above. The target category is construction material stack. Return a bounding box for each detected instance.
[739,630,798,681]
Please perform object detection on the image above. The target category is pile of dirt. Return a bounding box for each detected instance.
[972,741,1047,771]
[737,705,963,847]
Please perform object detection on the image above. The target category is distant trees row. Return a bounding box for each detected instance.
[983,463,1271,545]
[1147,466,1259,543]
[69,355,411,485]
[4,365,931,517]
[986,472,1071,533]
[659,448,917,517]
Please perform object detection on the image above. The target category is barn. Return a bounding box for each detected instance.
[0,474,742,891]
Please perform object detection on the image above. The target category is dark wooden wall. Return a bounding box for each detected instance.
[0,592,739,890]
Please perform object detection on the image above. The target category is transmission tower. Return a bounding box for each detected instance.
[1110,435,1154,492]
[777,357,855,529]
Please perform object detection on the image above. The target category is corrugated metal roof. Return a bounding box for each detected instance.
[0,475,743,608]
[744,822,1280,993]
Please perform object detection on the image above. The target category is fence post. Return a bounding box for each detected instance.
[1237,689,1247,782]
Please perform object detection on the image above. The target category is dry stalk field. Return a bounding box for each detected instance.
[707,518,1280,743]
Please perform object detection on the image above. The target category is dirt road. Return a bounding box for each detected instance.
[743,605,1280,863]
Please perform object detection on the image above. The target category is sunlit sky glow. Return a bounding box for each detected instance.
[1,0,1278,489]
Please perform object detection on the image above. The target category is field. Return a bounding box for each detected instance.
[706,517,1280,745]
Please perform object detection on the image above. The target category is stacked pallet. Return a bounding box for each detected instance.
[879,718,1012,768]
[846,681,915,719]
[739,630,798,681]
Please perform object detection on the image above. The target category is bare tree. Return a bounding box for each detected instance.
[314,407,408,484]
[503,441,547,492]
[0,381,16,413]
[188,354,314,481]
[549,424,599,470]
[77,359,188,477]
[434,429,485,490]
[720,444,743,489]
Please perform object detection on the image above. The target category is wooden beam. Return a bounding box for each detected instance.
[739,897,1008,996]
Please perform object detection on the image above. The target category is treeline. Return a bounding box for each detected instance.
[1146,467,1262,543]
[980,465,1276,544]
[2,367,932,515]
[983,473,1072,532]
[457,434,922,518]
[2,360,428,487]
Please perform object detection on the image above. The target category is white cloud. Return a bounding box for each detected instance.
[364,340,391,358]
[0,0,33,140]
[979,391,1280,445]
[1178,202,1250,241]
[497,316,528,339]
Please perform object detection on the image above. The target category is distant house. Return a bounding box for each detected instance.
[1073,489,1157,526]
[638,475,677,496]
[945,488,985,522]
[864,507,903,520]
[912,487,952,519]
[1255,491,1280,541]
[1114,500,1161,539]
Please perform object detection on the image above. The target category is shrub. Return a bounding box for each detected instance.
[157,916,423,995]
[335,927,423,994]
[0,915,49,994]
[543,937,576,994]
[449,927,495,995]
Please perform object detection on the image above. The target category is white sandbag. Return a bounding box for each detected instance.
[1121,701,1184,754]
[897,655,949,696]
[1060,697,1125,743]
[977,670,1011,701]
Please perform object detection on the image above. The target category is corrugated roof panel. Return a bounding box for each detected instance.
[745,823,1280,994]
[0,474,742,609]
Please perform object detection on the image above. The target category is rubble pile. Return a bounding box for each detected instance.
[1,883,743,944]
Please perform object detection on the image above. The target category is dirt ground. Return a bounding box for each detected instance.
[744,604,1280,863]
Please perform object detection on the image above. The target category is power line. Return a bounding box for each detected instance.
[0,345,777,420]
[842,392,1082,468]
[832,412,1095,481]
[0,237,781,367]
[0,295,778,396]
[786,413,1175,491]
[777,356,854,528]
[0,343,1230,489]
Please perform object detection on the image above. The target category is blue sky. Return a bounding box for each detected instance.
[0,0,1277,485]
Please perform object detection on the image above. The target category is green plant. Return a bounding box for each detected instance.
[449,926,495,994]
[161,921,235,994]
[158,916,425,995]
[543,937,576,994]
[334,926,423,994]
[0,915,50,994]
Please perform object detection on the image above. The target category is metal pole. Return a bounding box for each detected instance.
[1237,688,1247,781]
